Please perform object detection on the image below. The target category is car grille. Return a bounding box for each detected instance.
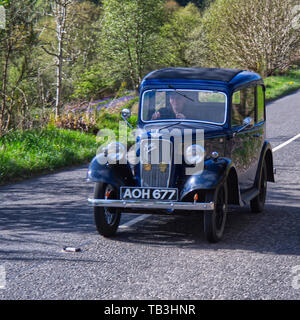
[140,139,172,187]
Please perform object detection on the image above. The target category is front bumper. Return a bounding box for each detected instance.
[88,199,214,211]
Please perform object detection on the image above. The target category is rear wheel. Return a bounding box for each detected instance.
[250,161,267,213]
[204,183,228,243]
[94,183,121,237]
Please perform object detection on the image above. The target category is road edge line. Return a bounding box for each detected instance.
[273,133,300,152]
[119,214,151,229]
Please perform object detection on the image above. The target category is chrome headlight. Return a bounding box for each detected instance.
[185,144,205,165]
[106,141,126,162]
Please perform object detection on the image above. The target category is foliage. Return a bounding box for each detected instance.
[187,0,300,76]
[0,126,98,184]
[55,91,138,136]
[176,0,212,9]
[160,3,201,67]
[0,0,41,135]
[72,64,115,100]
[100,0,165,91]
[63,1,103,95]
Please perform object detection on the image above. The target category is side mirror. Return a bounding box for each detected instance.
[235,117,254,135]
[121,108,133,129]
[243,117,254,127]
[121,108,131,120]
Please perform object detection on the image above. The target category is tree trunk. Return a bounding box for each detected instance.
[55,45,63,121]
[54,0,69,121]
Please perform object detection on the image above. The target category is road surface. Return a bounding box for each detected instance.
[0,90,299,299]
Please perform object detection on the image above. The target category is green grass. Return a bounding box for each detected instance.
[264,68,300,102]
[0,126,98,185]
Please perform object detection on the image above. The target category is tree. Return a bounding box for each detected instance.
[0,0,40,135]
[176,0,212,10]
[160,3,201,67]
[187,0,300,76]
[41,0,73,120]
[63,1,102,88]
[37,1,103,114]
[100,0,165,92]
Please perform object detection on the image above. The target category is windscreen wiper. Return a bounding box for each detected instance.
[160,121,181,130]
[168,85,194,102]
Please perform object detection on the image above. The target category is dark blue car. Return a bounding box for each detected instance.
[87,67,275,243]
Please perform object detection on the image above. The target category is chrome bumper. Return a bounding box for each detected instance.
[88,198,214,211]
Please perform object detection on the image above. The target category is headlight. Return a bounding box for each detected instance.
[185,144,205,165]
[107,141,126,162]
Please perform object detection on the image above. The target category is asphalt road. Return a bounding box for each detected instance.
[0,90,299,300]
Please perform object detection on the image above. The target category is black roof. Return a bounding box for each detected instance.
[145,67,243,82]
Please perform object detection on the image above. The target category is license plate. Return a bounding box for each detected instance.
[120,187,178,201]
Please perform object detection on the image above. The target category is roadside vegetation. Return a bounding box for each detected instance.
[0,0,299,184]
[264,68,300,102]
[0,127,98,185]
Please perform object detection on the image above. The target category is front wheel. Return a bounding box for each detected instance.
[204,183,228,243]
[94,183,121,237]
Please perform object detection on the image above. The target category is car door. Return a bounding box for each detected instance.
[229,85,263,192]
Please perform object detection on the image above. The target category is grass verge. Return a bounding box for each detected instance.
[265,68,300,102]
[0,126,98,185]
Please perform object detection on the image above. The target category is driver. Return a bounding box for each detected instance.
[151,93,187,120]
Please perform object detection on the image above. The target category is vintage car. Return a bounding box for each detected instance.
[87,67,275,243]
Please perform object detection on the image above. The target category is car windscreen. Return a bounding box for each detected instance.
[141,89,227,125]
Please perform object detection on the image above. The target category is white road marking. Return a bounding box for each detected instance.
[119,214,151,229]
[273,133,300,152]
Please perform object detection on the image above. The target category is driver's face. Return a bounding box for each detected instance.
[170,94,185,113]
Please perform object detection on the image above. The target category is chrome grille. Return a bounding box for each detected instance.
[140,139,172,187]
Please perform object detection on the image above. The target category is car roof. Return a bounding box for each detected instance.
[142,68,262,88]
[144,67,243,82]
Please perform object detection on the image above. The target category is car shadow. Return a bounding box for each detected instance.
[0,202,95,236]
[0,168,299,258]
[112,201,300,256]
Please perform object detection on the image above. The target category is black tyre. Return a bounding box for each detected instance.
[204,183,228,243]
[250,161,267,213]
[94,183,121,237]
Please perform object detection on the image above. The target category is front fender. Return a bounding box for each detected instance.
[180,158,233,200]
[87,155,136,190]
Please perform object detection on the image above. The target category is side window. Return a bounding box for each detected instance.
[232,91,243,127]
[232,87,255,127]
[243,87,255,119]
[256,85,265,123]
